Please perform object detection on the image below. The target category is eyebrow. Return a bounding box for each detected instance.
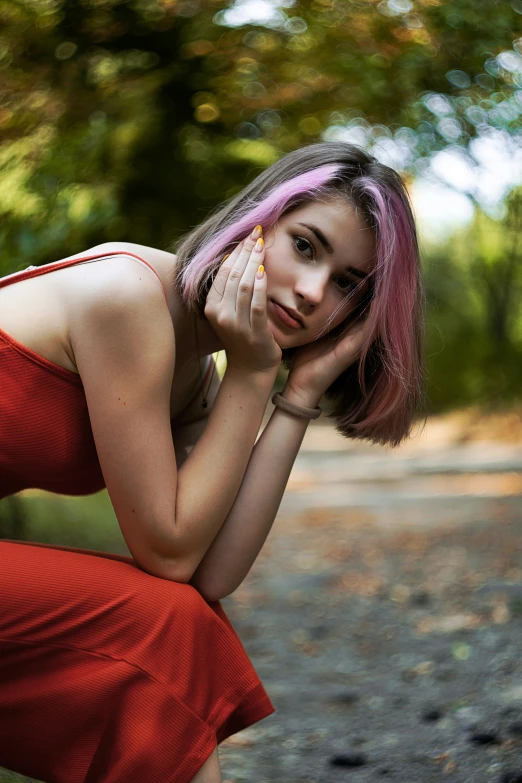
[297,222,369,280]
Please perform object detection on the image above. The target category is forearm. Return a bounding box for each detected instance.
[158,365,276,576]
[188,386,320,601]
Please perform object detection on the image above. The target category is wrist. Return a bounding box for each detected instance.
[225,362,279,390]
[281,382,323,410]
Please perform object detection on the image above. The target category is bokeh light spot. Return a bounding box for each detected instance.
[194,104,220,123]
[55,42,78,61]
[298,116,321,135]
[446,70,471,89]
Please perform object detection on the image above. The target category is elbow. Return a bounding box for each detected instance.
[197,587,230,603]
[193,587,232,603]
[133,549,197,584]
[133,526,202,584]
[188,562,250,602]
[137,554,233,599]
[188,575,238,602]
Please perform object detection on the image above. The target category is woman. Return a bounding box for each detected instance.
[0,142,424,783]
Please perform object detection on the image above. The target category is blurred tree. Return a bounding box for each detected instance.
[1,0,522,274]
[425,187,522,409]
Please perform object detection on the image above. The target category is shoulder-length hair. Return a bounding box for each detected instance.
[169,141,425,447]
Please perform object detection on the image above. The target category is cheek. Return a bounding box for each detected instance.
[264,232,301,278]
[302,294,359,343]
[332,298,356,327]
[264,251,291,287]
[318,295,354,330]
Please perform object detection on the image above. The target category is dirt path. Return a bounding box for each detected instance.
[218,413,522,782]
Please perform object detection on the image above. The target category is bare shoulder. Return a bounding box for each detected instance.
[64,242,173,320]
[96,241,178,279]
[68,245,175,373]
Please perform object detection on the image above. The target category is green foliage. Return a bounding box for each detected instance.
[1,0,522,273]
[425,190,522,410]
[0,489,127,552]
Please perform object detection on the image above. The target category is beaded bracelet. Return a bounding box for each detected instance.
[271,392,322,421]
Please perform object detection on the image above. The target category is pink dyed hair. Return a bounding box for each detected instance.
[178,164,342,304]
[336,177,424,445]
[171,143,424,446]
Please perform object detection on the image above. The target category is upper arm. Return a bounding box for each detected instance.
[71,259,187,578]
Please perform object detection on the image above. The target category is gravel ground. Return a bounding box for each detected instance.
[219,497,522,783]
[216,413,522,783]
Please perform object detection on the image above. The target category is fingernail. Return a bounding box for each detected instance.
[222,254,230,263]
[256,264,265,279]
[252,225,263,239]
[254,237,264,252]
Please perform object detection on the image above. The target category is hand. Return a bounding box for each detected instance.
[204,228,282,375]
[285,316,375,405]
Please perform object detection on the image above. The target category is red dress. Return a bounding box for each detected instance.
[0,252,274,783]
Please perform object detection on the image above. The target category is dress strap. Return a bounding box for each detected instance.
[0,251,170,307]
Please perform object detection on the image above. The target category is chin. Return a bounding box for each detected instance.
[268,322,308,350]
[269,327,287,349]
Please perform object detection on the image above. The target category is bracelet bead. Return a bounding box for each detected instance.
[271,392,322,420]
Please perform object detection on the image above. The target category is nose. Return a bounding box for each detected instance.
[294,267,329,309]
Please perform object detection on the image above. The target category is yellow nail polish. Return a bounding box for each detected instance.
[256,264,265,279]
[252,225,263,239]
[254,237,264,252]
[222,254,230,262]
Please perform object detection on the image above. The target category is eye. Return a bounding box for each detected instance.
[333,275,358,293]
[293,235,315,260]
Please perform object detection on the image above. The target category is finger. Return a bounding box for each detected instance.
[221,239,245,271]
[236,235,265,322]
[345,310,372,336]
[222,229,260,311]
[345,316,374,359]
[356,314,375,343]
[221,237,255,310]
[250,260,268,330]
[206,240,245,304]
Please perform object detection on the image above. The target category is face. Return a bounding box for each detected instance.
[263,197,376,348]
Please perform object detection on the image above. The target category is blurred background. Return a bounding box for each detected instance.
[1,0,522,780]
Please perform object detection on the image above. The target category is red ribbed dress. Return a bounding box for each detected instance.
[0,252,275,783]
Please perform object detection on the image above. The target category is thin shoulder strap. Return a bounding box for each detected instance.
[0,250,170,307]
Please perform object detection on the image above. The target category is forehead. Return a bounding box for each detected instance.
[285,197,376,273]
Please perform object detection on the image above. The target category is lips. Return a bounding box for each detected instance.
[271,300,304,329]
